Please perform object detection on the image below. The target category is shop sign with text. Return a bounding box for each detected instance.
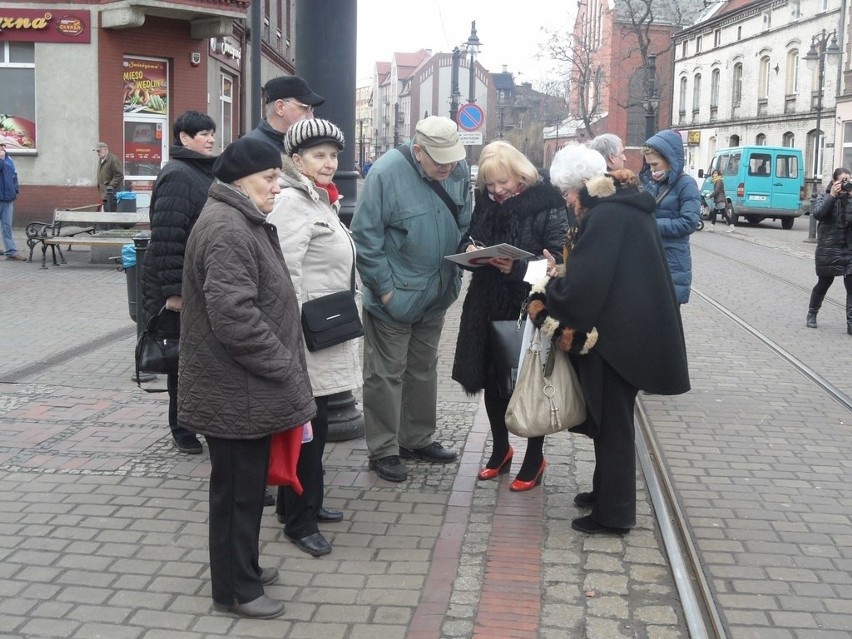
[0,10,91,43]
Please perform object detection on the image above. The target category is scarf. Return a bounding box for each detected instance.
[314,180,339,204]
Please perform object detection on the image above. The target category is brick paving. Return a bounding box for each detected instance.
[2,221,847,638]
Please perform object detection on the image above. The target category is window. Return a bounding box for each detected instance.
[756,133,767,146]
[710,69,720,110]
[0,42,36,151]
[219,73,234,152]
[776,153,799,179]
[790,1,800,18]
[785,49,799,94]
[714,29,721,48]
[842,122,852,171]
[726,152,741,176]
[737,26,742,41]
[759,56,771,99]
[693,73,702,115]
[696,36,702,53]
[679,76,688,115]
[782,131,795,147]
[732,63,743,107]
[682,41,688,57]
[762,10,771,31]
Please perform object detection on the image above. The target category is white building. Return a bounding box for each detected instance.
[672,0,845,191]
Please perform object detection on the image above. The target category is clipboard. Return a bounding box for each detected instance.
[444,243,534,268]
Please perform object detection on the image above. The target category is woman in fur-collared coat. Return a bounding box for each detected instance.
[531,158,690,536]
[451,141,568,491]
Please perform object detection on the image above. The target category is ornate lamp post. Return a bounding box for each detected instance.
[642,54,659,142]
[803,29,840,242]
[464,21,481,104]
[449,47,462,124]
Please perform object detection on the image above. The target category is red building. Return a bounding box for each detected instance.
[1,1,294,223]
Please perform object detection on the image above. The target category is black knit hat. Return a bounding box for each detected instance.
[213,137,282,183]
[263,75,325,106]
[284,119,345,155]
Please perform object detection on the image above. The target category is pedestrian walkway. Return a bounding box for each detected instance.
[0,232,686,638]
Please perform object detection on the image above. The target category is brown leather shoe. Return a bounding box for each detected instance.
[6,254,27,261]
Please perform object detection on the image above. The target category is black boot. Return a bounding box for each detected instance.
[807,290,825,328]
[847,294,852,335]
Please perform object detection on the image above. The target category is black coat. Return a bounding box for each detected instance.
[546,180,690,434]
[451,181,568,394]
[813,193,852,277]
[141,146,217,317]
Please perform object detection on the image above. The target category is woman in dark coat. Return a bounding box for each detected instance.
[452,141,568,491]
[531,149,690,535]
[180,137,314,619]
[806,166,852,334]
[141,111,217,454]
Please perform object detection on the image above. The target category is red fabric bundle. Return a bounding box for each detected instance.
[267,425,304,495]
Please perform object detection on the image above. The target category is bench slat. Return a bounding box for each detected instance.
[53,211,148,225]
[43,237,136,246]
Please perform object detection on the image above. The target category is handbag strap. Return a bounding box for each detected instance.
[397,145,461,222]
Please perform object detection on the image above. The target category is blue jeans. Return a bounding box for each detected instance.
[0,200,18,256]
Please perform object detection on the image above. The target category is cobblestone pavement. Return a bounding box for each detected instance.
[1,220,845,638]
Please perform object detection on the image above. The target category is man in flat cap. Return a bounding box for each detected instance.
[244,75,325,152]
[350,115,472,482]
[94,141,124,210]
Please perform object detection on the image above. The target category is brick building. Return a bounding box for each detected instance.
[0,1,296,223]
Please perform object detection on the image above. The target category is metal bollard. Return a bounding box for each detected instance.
[131,232,156,383]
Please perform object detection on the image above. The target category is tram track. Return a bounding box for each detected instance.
[636,279,852,639]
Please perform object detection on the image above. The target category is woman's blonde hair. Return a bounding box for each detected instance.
[476,141,540,189]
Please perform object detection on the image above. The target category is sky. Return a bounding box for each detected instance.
[356,0,576,88]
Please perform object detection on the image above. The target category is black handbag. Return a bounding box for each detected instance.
[488,318,525,400]
[300,239,363,352]
[135,306,180,376]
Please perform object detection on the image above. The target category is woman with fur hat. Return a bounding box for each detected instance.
[530,146,690,535]
[267,118,361,557]
[180,136,314,619]
[451,141,568,490]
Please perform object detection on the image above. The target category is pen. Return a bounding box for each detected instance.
[469,235,483,248]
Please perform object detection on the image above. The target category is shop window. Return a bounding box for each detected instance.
[0,42,36,151]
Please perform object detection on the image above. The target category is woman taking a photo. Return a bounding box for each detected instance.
[806,167,852,334]
[268,119,361,556]
[451,140,568,491]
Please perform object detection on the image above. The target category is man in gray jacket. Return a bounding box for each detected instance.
[351,116,471,482]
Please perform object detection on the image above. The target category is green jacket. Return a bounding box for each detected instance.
[351,141,471,324]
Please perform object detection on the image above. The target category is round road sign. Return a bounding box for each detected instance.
[457,103,485,132]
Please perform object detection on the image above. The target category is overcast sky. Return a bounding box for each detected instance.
[356,0,576,87]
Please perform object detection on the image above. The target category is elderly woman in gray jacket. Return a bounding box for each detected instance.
[267,119,362,558]
[180,137,315,620]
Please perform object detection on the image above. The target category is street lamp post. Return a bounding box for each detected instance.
[643,53,659,142]
[803,29,840,242]
[449,47,462,124]
[464,21,480,104]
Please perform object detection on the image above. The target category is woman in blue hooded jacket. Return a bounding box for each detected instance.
[638,130,701,304]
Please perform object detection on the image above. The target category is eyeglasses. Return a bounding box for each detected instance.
[284,99,314,113]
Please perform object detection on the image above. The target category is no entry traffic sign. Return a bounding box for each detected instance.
[457,103,485,132]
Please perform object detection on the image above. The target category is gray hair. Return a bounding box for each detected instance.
[549,145,607,193]
[587,133,623,163]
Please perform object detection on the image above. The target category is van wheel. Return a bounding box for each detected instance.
[781,217,794,230]
[746,215,763,225]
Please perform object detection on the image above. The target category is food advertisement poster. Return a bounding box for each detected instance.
[122,57,168,115]
[0,115,36,150]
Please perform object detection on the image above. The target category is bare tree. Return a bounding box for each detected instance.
[542,30,603,139]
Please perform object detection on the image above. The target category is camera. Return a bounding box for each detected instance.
[841,180,852,193]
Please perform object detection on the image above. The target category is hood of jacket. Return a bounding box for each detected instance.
[642,129,685,176]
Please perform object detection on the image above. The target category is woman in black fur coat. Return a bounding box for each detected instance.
[451,141,568,490]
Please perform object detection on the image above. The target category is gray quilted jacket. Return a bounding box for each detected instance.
[178,182,315,439]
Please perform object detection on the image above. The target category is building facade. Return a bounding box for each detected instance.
[1,0,296,222]
[672,0,845,187]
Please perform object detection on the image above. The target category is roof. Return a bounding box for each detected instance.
[492,72,515,91]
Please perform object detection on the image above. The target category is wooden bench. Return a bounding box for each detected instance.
[26,206,149,268]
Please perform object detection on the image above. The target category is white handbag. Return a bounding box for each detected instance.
[505,328,586,437]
